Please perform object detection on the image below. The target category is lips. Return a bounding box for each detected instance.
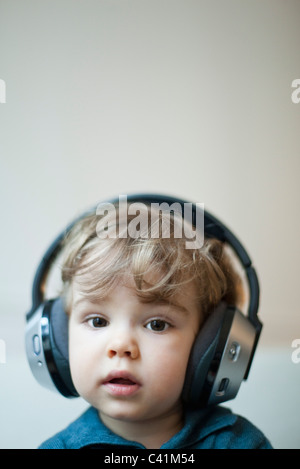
[109,378,135,385]
[102,370,141,397]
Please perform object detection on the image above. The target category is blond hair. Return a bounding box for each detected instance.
[60,207,243,318]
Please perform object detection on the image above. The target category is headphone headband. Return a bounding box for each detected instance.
[28,194,260,322]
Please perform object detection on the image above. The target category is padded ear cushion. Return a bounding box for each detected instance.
[182,302,230,407]
[48,298,78,397]
[50,298,69,360]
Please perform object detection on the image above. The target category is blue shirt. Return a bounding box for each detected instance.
[39,406,272,449]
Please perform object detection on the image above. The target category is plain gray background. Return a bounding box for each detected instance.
[0,0,299,449]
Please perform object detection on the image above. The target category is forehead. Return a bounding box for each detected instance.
[71,271,200,314]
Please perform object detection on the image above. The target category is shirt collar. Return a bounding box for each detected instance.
[64,405,237,449]
[161,405,237,449]
[64,407,144,449]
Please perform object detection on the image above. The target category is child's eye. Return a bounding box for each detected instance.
[145,319,170,332]
[87,317,108,328]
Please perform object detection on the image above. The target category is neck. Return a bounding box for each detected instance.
[99,406,184,449]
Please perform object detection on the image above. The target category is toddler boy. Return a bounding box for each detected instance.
[39,204,272,449]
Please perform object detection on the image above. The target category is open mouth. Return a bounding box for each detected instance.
[103,372,141,396]
[109,378,136,385]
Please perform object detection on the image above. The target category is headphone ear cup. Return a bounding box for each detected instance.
[46,298,78,397]
[50,297,70,361]
[182,302,230,407]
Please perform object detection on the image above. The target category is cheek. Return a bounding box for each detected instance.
[68,333,85,391]
[144,339,192,397]
[68,326,100,394]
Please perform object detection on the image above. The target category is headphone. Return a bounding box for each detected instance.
[25,194,262,408]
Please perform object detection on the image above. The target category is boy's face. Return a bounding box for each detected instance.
[68,273,202,428]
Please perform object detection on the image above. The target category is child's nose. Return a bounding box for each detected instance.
[107,333,140,360]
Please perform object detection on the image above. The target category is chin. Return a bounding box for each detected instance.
[100,402,148,422]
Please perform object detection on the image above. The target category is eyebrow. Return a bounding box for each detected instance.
[72,297,105,312]
[140,298,190,316]
[72,296,189,316]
